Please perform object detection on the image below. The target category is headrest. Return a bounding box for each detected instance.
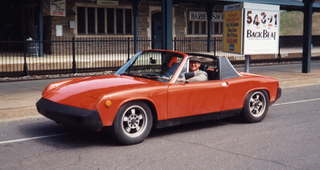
[200,64,208,71]
[168,57,178,67]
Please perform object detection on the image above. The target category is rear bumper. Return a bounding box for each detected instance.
[36,98,103,131]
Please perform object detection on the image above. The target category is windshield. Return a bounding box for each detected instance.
[115,51,184,82]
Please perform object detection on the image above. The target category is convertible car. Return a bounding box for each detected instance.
[36,49,281,145]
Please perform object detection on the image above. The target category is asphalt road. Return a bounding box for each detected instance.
[0,85,320,170]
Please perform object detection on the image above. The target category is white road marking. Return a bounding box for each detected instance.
[0,133,65,145]
[274,97,320,106]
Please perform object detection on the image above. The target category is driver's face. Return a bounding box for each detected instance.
[189,61,201,72]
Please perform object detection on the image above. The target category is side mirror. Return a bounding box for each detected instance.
[150,57,157,64]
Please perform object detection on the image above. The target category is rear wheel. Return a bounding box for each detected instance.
[242,91,269,123]
[112,101,153,145]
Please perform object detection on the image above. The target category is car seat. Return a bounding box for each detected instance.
[207,68,220,80]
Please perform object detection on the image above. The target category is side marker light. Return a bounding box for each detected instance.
[105,100,112,107]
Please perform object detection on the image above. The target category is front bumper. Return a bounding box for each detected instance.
[36,98,103,131]
[271,87,282,105]
[276,87,282,101]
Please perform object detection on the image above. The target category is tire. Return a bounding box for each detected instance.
[112,101,153,145]
[242,90,269,123]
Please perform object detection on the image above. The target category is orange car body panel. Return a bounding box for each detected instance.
[42,73,279,127]
[42,75,169,126]
[41,50,280,127]
[167,80,226,119]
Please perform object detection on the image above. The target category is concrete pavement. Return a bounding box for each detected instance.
[1,85,320,169]
[249,62,320,88]
[0,62,320,121]
[0,79,59,121]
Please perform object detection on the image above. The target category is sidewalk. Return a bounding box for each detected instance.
[0,62,320,122]
[249,62,320,88]
[0,79,59,122]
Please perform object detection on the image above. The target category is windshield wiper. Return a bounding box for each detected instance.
[120,73,133,76]
[121,73,168,81]
[120,73,145,78]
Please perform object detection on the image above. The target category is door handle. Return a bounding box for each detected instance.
[221,82,229,87]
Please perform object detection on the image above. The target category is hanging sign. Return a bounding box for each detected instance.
[189,11,207,21]
[97,0,119,5]
[189,11,223,22]
[223,3,280,55]
[78,0,96,2]
[50,0,66,16]
[223,4,243,53]
[212,12,223,22]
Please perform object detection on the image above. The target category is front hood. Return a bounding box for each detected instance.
[43,75,160,109]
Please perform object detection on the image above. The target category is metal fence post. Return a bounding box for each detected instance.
[174,37,177,51]
[23,41,29,76]
[189,38,192,52]
[213,37,217,57]
[278,41,281,63]
[127,37,130,61]
[72,37,77,73]
[245,55,251,72]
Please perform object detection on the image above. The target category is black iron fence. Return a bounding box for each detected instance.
[0,37,318,77]
[0,37,151,77]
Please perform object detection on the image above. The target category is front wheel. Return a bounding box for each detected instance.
[242,91,269,123]
[112,101,153,145]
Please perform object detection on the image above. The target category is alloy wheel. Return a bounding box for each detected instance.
[121,105,148,138]
[249,91,267,118]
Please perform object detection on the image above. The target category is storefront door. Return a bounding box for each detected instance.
[0,0,39,42]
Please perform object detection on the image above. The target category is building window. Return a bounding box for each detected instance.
[97,8,105,34]
[213,22,223,35]
[77,7,86,34]
[107,8,115,34]
[77,7,132,35]
[187,10,223,35]
[87,8,96,34]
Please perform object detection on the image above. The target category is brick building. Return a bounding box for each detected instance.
[1,0,320,53]
[0,0,229,55]
[1,0,320,77]
[44,0,224,49]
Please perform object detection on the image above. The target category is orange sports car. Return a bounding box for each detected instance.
[36,49,281,145]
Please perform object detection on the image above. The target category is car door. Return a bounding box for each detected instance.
[167,80,228,119]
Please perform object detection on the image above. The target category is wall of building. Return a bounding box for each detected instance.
[44,0,223,39]
[43,0,302,59]
[44,0,150,40]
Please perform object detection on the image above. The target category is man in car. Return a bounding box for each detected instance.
[185,57,208,82]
